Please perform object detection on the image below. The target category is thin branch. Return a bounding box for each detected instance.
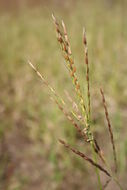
[103,179,111,190]
[59,139,111,177]
[100,88,117,173]
[83,28,90,119]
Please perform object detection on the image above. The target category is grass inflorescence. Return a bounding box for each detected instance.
[28,15,124,190]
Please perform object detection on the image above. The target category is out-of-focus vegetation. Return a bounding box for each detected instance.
[0,0,127,189]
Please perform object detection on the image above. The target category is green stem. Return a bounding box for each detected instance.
[113,177,123,190]
[91,141,103,190]
[103,160,124,190]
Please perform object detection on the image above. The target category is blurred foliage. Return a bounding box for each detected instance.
[0,0,127,189]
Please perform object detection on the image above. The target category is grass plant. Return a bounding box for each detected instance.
[28,15,124,190]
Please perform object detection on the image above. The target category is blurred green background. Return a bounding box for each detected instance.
[0,0,127,189]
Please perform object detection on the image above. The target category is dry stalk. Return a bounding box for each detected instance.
[59,139,111,177]
[93,139,106,164]
[103,179,111,190]
[28,60,65,106]
[100,88,117,173]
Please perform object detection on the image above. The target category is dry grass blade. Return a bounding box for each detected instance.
[100,88,117,173]
[59,139,111,177]
[83,28,90,119]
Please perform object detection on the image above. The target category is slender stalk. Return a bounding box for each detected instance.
[103,179,111,190]
[101,157,124,190]
[100,88,117,173]
[59,139,111,177]
[83,28,90,119]
[113,177,123,190]
[96,147,124,190]
[91,142,103,190]
[53,99,88,142]
[83,27,102,189]
[28,60,65,106]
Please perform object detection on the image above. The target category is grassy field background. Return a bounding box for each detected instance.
[0,0,127,189]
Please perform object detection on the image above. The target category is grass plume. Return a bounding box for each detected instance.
[52,14,88,126]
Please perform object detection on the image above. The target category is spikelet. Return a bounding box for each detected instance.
[100,88,117,173]
[64,90,84,123]
[28,60,88,141]
[28,60,84,130]
[61,20,72,56]
[28,60,66,105]
[52,14,87,126]
[59,139,111,177]
[83,28,90,120]
[51,94,106,162]
[53,98,88,142]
